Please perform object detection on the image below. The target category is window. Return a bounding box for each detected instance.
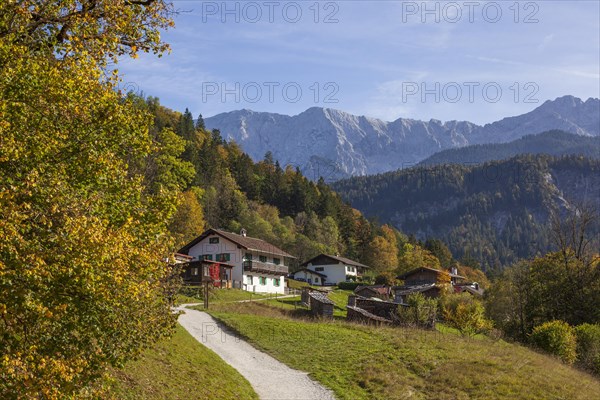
[209,237,219,244]
[314,277,319,283]
[245,253,253,261]
[191,267,199,276]
[259,255,267,263]
[259,277,266,285]
[247,275,253,285]
[273,258,280,265]
[315,267,324,272]
[202,254,213,261]
[273,278,280,287]
[216,253,230,262]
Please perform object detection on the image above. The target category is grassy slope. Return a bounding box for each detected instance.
[177,288,270,306]
[260,289,353,317]
[286,279,310,289]
[210,307,600,400]
[327,289,354,317]
[107,324,258,400]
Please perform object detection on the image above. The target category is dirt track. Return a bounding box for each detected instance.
[177,305,336,400]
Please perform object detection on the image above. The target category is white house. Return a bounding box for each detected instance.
[178,228,295,294]
[301,254,370,285]
[289,268,327,286]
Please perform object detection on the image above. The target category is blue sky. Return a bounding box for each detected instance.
[118,1,600,124]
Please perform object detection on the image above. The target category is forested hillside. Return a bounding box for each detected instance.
[332,155,600,270]
[419,130,600,166]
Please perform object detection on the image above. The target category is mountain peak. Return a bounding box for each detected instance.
[205,96,599,180]
[539,95,584,110]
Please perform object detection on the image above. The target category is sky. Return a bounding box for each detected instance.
[118,0,600,125]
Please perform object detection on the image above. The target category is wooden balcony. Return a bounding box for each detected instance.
[243,260,288,275]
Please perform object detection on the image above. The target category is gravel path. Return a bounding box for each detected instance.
[176,306,336,400]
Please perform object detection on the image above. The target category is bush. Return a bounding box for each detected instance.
[338,282,363,290]
[397,293,438,329]
[575,323,600,374]
[529,320,577,365]
[441,293,492,337]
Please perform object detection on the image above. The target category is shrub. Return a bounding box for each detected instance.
[529,320,577,365]
[441,293,492,337]
[575,323,600,374]
[397,293,438,329]
[338,282,363,290]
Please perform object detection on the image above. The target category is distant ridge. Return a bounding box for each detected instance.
[419,130,600,166]
[331,154,600,269]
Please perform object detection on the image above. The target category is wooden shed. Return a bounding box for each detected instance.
[346,305,393,326]
[308,291,335,319]
[354,285,391,300]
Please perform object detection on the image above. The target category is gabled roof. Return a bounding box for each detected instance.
[301,254,370,269]
[354,285,390,296]
[455,284,485,296]
[393,283,438,296]
[178,228,295,258]
[290,268,327,278]
[396,266,465,280]
[308,291,335,305]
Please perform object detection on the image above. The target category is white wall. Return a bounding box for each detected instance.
[244,274,285,294]
[290,270,324,286]
[187,234,244,281]
[187,233,287,294]
[307,263,349,284]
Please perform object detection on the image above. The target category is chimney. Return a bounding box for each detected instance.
[474,282,479,291]
[451,266,458,276]
[240,228,247,237]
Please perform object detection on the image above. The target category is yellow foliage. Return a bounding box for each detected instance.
[365,234,398,273]
[398,243,441,274]
[0,2,179,397]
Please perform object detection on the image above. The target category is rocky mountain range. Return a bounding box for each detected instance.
[205,95,599,181]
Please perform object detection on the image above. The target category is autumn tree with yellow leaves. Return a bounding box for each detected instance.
[0,1,188,398]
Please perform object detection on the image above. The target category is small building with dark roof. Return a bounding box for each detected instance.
[354,285,392,300]
[393,283,441,304]
[306,290,335,319]
[301,254,371,285]
[454,282,485,296]
[397,266,464,286]
[393,266,466,303]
